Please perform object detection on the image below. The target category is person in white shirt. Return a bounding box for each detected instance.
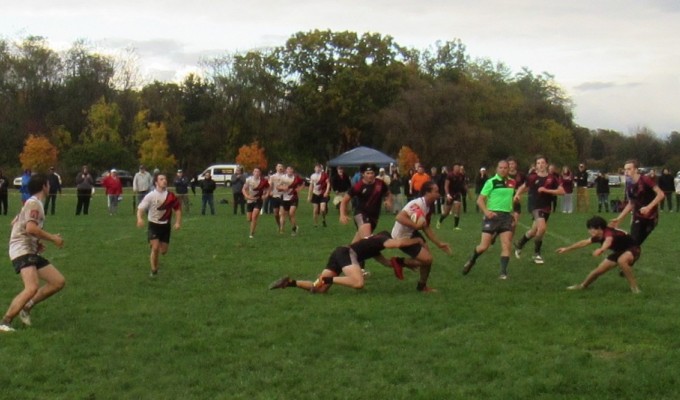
[133,165,154,204]
[1,174,65,332]
[308,164,331,227]
[242,167,270,238]
[136,174,182,277]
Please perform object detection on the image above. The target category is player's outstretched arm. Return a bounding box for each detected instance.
[556,238,592,254]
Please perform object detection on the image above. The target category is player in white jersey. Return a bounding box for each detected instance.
[389,181,451,292]
[243,167,270,238]
[278,166,305,235]
[137,174,182,277]
[1,174,65,333]
[308,163,331,227]
[268,163,286,230]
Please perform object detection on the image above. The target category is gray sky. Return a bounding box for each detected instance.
[2,0,678,134]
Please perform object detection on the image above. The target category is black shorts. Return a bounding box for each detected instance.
[400,231,425,259]
[531,209,551,222]
[481,212,513,234]
[270,197,283,209]
[148,221,171,243]
[311,194,329,205]
[630,217,657,245]
[446,193,463,205]
[247,199,263,212]
[12,254,50,274]
[353,213,378,232]
[608,246,641,264]
[281,198,299,211]
[325,247,358,275]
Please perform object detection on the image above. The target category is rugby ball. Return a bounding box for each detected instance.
[410,206,426,226]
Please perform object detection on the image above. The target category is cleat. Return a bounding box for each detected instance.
[322,220,327,227]
[310,276,329,293]
[249,235,254,239]
[462,259,475,275]
[291,225,299,236]
[567,284,584,291]
[269,276,291,290]
[631,287,641,294]
[513,243,522,259]
[436,220,441,229]
[361,269,371,278]
[19,310,31,326]
[532,255,544,265]
[0,323,15,332]
[454,227,462,231]
[390,257,404,280]
[149,270,158,278]
[499,274,508,280]
[418,286,438,293]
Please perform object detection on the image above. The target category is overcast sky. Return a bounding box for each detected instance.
[2,0,678,135]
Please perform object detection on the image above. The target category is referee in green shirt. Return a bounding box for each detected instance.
[462,160,517,279]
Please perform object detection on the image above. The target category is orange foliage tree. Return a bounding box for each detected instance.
[397,145,419,174]
[20,135,58,172]
[236,141,268,171]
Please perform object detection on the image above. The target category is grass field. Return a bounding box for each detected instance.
[1,187,679,399]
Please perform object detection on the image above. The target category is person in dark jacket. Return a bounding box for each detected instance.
[657,168,674,212]
[75,165,94,215]
[231,167,247,215]
[44,167,62,215]
[200,172,217,215]
[594,172,610,213]
[174,169,191,214]
[0,169,9,215]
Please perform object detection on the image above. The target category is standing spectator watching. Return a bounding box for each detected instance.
[575,163,589,212]
[437,166,448,215]
[330,166,351,211]
[200,172,217,215]
[44,167,62,215]
[403,169,414,201]
[561,166,574,213]
[409,164,430,202]
[75,166,94,215]
[173,169,190,214]
[20,169,32,204]
[231,166,247,215]
[657,168,674,212]
[474,167,489,213]
[674,171,680,212]
[0,169,9,215]
[594,172,610,213]
[389,170,402,214]
[102,169,123,215]
[430,167,441,214]
[133,165,153,205]
[377,167,391,186]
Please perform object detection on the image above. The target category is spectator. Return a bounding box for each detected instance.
[0,169,9,215]
[44,167,62,215]
[174,169,190,214]
[474,167,489,213]
[133,165,153,205]
[675,171,680,212]
[20,169,32,204]
[575,163,589,212]
[561,166,574,213]
[102,169,123,215]
[231,166,247,215]
[75,166,94,215]
[657,168,674,212]
[389,170,402,214]
[200,172,217,215]
[594,172,610,213]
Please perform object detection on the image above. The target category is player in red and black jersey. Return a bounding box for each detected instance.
[268,231,423,293]
[438,163,466,230]
[611,159,665,245]
[513,155,565,264]
[339,163,392,244]
[557,216,641,293]
[507,157,525,235]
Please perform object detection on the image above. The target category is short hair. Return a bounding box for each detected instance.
[28,173,47,195]
[154,173,166,183]
[420,180,437,196]
[625,159,639,168]
[360,163,378,173]
[586,216,607,230]
[534,155,548,163]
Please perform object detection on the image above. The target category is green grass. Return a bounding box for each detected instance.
[1,187,679,399]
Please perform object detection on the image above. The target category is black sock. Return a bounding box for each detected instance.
[322,277,334,285]
[517,234,530,249]
[289,280,298,287]
[416,281,427,291]
[454,216,460,227]
[439,215,448,223]
[500,256,509,275]
[470,250,481,262]
[534,240,543,255]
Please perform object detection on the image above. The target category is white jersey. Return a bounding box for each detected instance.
[244,176,269,203]
[269,172,286,198]
[138,189,179,224]
[9,196,45,260]
[391,197,429,240]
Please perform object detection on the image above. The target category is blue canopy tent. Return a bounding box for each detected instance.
[327,146,396,168]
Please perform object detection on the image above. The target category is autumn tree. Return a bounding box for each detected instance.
[236,141,268,171]
[83,96,122,143]
[20,134,58,172]
[397,146,419,174]
[138,121,176,173]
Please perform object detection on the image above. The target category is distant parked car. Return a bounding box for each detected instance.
[608,175,622,187]
[13,176,22,189]
[95,169,134,187]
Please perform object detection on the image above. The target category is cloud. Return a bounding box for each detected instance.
[574,81,643,92]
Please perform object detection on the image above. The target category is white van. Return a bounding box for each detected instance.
[197,164,240,186]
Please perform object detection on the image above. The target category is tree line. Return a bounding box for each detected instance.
[1,31,677,184]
